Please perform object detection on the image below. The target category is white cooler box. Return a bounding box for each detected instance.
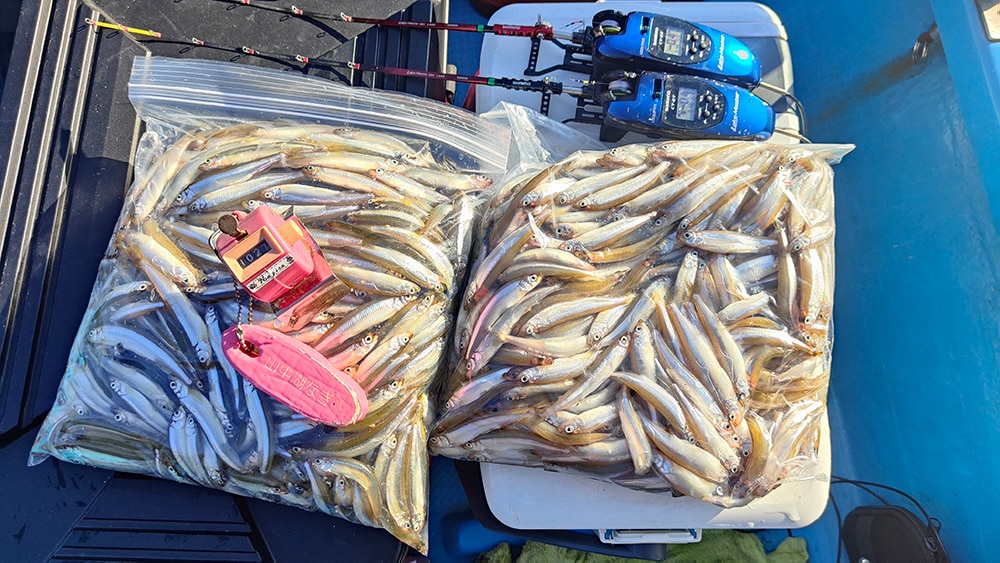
[474,2,828,544]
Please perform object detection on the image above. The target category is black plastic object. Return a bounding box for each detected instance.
[842,506,949,563]
[0,0,442,559]
[454,461,669,561]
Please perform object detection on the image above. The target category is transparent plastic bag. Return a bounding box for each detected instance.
[431,130,852,508]
[30,56,509,554]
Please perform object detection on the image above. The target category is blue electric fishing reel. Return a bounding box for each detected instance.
[596,70,774,142]
[589,10,762,89]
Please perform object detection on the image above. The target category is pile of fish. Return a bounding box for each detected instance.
[31,122,491,553]
[431,141,835,507]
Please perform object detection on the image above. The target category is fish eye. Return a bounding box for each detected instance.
[728,413,736,421]
[364,335,373,344]
[804,314,815,324]
[683,232,693,240]
[619,335,629,345]
[577,200,589,209]
[565,426,575,434]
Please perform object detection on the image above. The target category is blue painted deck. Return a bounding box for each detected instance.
[755,1,1000,560]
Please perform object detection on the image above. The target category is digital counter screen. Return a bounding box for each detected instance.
[662,28,684,56]
[675,87,698,121]
[237,239,273,269]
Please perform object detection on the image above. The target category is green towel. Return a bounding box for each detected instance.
[477,530,808,563]
[657,530,807,563]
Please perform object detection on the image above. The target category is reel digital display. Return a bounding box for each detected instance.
[591,11,762,89]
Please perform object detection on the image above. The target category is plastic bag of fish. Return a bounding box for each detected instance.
[28,56,509,552]
[431,140,852,508]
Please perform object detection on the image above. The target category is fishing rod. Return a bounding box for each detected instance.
[217,3,762,89]
[210,0,570,40]
[83,19,581,96]
[84,19,312,64]
[84,18,776,142]
[306,9,566,41]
